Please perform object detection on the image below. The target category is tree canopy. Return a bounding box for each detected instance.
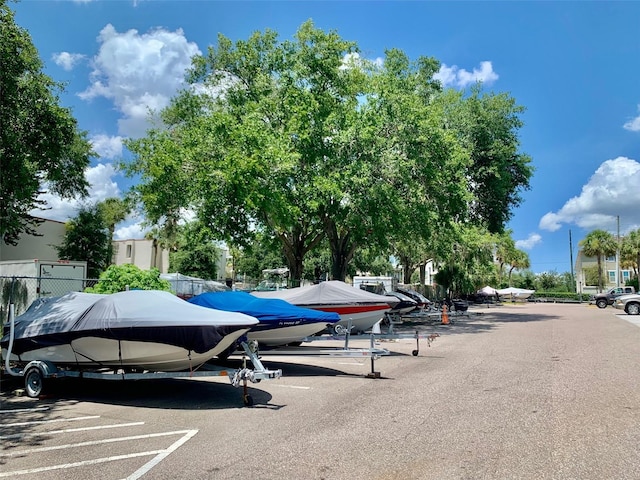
[55,204,112,279]
[124,21,533,289]
[579,229,617,292]
[0,1,94,245]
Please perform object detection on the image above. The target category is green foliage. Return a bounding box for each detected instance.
[168,221,223,280]
[583,265,599,287]
[123,21,532,285]
[532,292,590,302]
[579,230,617,291]
[231,233,288,281]
[621,228,640,275]
[55,205,112,278]
[85,264,171,294]
[0,2,93,245]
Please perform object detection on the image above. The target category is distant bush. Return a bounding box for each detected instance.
[531,291,591,303]
[85,264,172,294]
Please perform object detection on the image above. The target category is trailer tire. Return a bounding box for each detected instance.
[25,367,45,398]
[243,394,254,407]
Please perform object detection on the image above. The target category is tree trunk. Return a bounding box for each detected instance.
[324,219,356,282]
[275,222,323,288]
[419,263,426,286]
[597,255,603,292]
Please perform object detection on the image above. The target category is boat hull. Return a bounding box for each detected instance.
[247,322,331,346]
[311,304,391,333]
[2,328,250,372]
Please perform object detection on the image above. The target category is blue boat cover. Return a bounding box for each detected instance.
[188,291,339,324]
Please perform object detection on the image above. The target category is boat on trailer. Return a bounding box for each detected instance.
[187,291,340,347]
[252,280,399,334]
[1,290,259,372]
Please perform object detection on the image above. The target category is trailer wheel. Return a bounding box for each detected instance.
[412,350,419,356]
[25,367,45,398]
[243,394,254,407]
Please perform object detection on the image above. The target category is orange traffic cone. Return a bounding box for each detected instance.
[441,304,449,325]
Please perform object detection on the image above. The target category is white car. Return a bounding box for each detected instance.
[613,293,640,315]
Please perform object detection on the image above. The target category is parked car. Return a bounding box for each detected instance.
[613,293,640,315]
[592,286,636,309]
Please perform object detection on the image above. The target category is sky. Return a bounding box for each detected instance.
[10,0,640,274]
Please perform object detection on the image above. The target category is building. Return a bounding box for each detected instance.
[0,217,66,262]
[574,247,634,295]
[1,218,171,277]
[112,238,169,275]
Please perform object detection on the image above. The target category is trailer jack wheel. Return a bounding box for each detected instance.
[25,367,44,398]
[243,394,254,407]
[412,350,419,356]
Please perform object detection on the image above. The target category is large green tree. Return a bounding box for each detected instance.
[579,229,617,291]
[0,1,93,244]
[55,205,112,278]
[169,221,224,280]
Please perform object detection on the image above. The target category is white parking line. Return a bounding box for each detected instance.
[124,429,198,480]
[0,429,198,478]
[0,450,165,477]
[0,430,194,457]
[1,415,100,427]
[0,406,50,414]
[272,384,311,390]
[619,314,640,327]
[0,421,145,440]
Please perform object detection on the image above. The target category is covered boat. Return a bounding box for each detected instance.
[252,281,398,333]
[1,290,258,371]
[497,287,535,300]
[188,291,340,346]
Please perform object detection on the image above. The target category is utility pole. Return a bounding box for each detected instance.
[616,216,621,288]
[569,229,575,292]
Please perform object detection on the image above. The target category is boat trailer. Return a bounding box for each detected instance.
[4,305,282,406]
[236,321,440,379]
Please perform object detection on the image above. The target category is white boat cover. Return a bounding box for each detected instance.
[477,286,498,296]
[251,280,399,306]
[2,290,258,355]
[160,272,229,297]
[496,287,535,299]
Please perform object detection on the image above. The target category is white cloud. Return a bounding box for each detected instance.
[539,156,640,233]
[434,61,498,88]
[79,24,201,138]
[52,52,86,71]
[623,104,640,132]
[31,163,121,222]
[516,233,542,250]
[114,220,149,240]
[90,134,124,160]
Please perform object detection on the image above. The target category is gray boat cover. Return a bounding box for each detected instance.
[2,290,258,355]
[251,280,399,306]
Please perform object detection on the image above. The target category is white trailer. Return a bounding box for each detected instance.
[0,259,88,315]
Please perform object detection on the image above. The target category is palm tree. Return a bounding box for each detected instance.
[97,198,130,264]
[621,228,640,280]
[508,249,530,287]
[579,229,617,292]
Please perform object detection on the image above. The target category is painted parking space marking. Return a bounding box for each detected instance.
[0,409,198,479]
[0,430,194,457]
[1,415,100,427]
[0,421,145,440]
[0,406,50,414]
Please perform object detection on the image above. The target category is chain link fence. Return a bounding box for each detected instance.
[0,276,99,320]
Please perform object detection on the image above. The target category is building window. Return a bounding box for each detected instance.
[126,244,132,258]
[623,270,631,282]
[608,271,616,284]
[605,255,616,262]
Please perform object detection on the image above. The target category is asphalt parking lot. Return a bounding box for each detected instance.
[2,303,640,479]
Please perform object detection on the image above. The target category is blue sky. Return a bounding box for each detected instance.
[11,0,640,274]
